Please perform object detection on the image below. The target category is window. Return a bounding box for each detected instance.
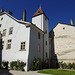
[38,11,40,13]
[45,30,47,34]
[9,27,13,35]
[2,41,4,50]
[38,44,40,52]
[46,41,47,46]
[1,17,3,21]
[46,52,48,58]
[38,32,40,39]
[7,39,12,49]
[2,29,6,36]
[20,41,26,50]
[63,27,65,30]
[0,24,2,27]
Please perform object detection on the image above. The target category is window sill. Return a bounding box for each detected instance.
[19,49,26,51]
[6,48,11,50]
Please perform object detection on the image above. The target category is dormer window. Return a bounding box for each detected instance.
[38,11,40,13]
[38,32,40,39]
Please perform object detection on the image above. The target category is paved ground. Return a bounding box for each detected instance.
[10,70,49,75]
[0,69,50,75]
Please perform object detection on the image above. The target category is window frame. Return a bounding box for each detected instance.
[6,39,12,50]
[9,27,13,35]
[20,41,26,51]
[2,29,6,36]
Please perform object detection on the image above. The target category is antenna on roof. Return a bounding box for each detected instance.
[40,4,41,8]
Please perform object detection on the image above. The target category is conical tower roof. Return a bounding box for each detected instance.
[32,7,48,19]
[32,8,44,17]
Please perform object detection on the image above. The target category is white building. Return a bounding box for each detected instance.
[49,22,75,67]
[0,7,49,71]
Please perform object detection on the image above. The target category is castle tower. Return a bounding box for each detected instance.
[32,7,49,61]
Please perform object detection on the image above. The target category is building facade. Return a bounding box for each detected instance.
[0,7,49,71]
[49,23,75,67]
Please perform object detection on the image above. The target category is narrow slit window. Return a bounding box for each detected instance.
[38,32,40,39]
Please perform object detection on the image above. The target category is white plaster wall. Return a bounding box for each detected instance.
[32,14,49,60]
[51,23,75,63]
[32,15,43,30]
[43,15,49,60]
[0,14,30,71]
[28,26,43,70]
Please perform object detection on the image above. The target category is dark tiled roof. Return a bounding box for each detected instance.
[32,8,44,17]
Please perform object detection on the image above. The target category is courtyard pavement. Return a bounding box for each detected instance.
[0,69,50,75]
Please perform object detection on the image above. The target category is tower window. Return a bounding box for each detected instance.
[63,27,65,30]
[46,41,47,46]
[46,52,48,58]
[38,32,40,39]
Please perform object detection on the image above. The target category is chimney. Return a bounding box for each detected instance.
[71,18,73,25]
[23,9,26,21]
[1,8,4,12]
[7,11,12,15]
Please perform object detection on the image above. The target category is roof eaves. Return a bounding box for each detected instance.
[30,22,45,34]
[0,11,29,25]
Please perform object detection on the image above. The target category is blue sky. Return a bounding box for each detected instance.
[0,0,75,31]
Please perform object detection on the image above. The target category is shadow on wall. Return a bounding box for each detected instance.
[49,30,59,68]
[0,69,13,75]
[0,34,2,65]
